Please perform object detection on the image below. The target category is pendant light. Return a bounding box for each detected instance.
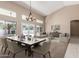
[26,0,36,21]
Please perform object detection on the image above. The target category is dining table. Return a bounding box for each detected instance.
[6,35,46,56]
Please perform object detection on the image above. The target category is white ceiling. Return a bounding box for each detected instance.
[14,1,79,16]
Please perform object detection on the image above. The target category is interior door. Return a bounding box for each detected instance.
[71,20,79,36]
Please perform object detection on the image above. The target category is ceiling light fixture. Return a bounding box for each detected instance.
[26,0,36,21]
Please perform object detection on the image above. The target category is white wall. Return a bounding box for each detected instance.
[45,5,79,35]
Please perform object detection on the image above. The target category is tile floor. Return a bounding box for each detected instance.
[65,36,79,58]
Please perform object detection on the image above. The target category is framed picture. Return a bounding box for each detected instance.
[55,25,60,30]
[51,25,60,32]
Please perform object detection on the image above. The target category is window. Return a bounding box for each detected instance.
[0,8,16,17]
[22,23,35,37]
[21,15,43,37]
[22,15,28,20]
[0,20,5,36]
[36,19,43,24]
[36,25,40,36]
[0,20,16,36]
[5,21,16,34]
[21,22,43,37]
[10,11,16,17]
[28,24,35,37]
[22,23,29,35]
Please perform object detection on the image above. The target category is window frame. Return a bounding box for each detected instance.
[0,8,16,17]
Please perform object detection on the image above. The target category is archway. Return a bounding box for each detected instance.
[71,20,79,37]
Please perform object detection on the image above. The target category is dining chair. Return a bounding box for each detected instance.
[31,39,51,58]
[0,37,8,54]
[7,39,27,58]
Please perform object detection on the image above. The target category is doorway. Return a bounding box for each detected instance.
[71,20,79,37]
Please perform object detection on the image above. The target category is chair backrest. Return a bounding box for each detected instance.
[7,40,18,53]
[42,39,51,51]
[0,37,8,47]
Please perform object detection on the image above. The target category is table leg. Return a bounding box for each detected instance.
[27,45,32,57]
[18,42,21,45]
[27,43,40,57]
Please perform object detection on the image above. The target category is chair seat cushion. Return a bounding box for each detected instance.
[32,46,49,55]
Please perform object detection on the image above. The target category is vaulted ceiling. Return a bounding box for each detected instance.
[14,1,79,16]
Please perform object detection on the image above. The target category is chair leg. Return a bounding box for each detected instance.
[48,51,51,58]
[25,49,27,55]
[43,55,46,58]
[31,51,33,57]
[4,47,7,54]
[13,54,16,58]
[1,46,3,52]
[8,51,10,55]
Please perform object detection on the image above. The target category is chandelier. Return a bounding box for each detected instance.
[26,1,36,21]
